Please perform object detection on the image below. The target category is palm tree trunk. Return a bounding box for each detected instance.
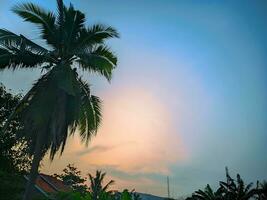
[23,133,44,200]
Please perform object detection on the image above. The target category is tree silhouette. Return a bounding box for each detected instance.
[186,168,262,200]
[54,164,88,195]
[88,170,115,200]
[0,83,31,173]
[0,0,119,199]
[257,181,267,200]
[192,184,223,200]
[219,168,257,200]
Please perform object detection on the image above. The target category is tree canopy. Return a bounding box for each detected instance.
[0,83,31,173]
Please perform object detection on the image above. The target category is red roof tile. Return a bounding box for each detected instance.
[35,175,56,193]
[27,173,71,195]
[39,173,70,192]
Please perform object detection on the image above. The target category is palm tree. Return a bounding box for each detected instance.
[0,0,119,199]
[257,181,267,200]
[219,168,257,200]
[88,170,115,200]
[192,184,223,200]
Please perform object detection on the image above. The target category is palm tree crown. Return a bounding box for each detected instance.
[219,168,257,200]
[88,170,115,200]
[192,184,223,200]
[0,0,119,158]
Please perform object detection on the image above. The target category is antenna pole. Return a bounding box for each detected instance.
[167,176,170,199]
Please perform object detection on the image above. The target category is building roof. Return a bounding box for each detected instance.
[24,173,71,197]
[38,173,70,193]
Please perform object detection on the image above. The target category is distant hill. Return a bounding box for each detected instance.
[137,193,186,200]
[137,193,166,200]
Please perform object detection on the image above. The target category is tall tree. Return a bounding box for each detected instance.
[54,164,88,195]
[88,170,115,200]
[0,0,119,199]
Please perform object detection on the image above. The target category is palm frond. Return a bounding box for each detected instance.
[63,5,85,51]
[77,79,102,145]
[0,47,45,70]
[0,29,49,54]
[8,66,102,160]
[73,24,119,52]
[12,3,57,48]
[46,66,81,159]
[76,45,117,81]
[7,70,53,157]
[193,189,209,200]
[56,0,64,28]
[102,180,115,192]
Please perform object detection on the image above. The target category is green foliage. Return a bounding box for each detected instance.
[54,164,88,195]
[0,83,31,173]
[50,166,140,200]
[120,190,133,200]
[0,169,25,200]
[186,168,264,200]
[192,184,223,200]
[50,189,137,200]
[53,191,87,200]
[88,170,115,200]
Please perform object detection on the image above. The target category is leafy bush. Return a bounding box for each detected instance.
[51,190,136,200]
[0,170,25,200]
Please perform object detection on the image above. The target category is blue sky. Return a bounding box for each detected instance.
[0,0,267,197]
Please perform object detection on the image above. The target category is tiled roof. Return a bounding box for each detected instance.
[39,173,70,193]
[35,175,57,194]
[24,173,71,196]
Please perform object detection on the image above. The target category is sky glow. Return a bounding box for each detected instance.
[0,0,267,197]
